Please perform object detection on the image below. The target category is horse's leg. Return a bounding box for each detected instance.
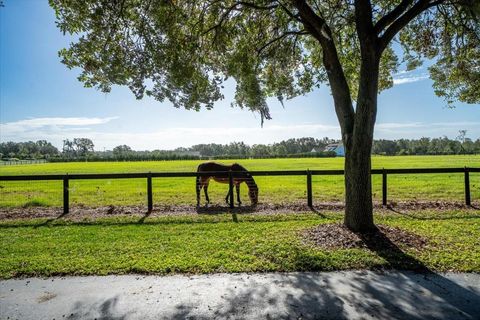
[204,181,210,205]
[236,184,241,205]
[225,184,233,205]
[225,189,230,204]
[196,176,201,206]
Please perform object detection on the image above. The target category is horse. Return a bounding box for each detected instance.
[196,162,258,206]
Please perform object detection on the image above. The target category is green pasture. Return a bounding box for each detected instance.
[0,155,479,208]
[1,210,479,278]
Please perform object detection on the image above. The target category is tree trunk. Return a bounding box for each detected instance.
[343,50,380,233]
[295,0,381,232]
[344,134,375,232]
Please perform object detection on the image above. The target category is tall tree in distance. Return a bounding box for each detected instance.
[50,0,479,232]
[73,138,95,156]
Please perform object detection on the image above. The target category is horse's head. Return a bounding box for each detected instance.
[248,183,259,205]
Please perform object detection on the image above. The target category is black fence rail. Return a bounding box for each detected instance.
[0,167,478,214]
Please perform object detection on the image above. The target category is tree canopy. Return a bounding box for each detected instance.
[50,0,479,123]
[50,0,479,232]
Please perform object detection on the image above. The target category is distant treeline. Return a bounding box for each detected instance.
[48,151,337,162]
[2,137,338,161]
[0,140,59,160]
[1,136,479,162]
[372,137,480,155]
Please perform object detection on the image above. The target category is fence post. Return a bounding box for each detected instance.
[63,174,69,214]
[147,172,153,212]
[229,170,234,209]
[382,168,387,206]
[464,166,471,206]
[307,170,313,207]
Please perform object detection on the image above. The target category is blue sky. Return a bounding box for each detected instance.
[1,0,479,151]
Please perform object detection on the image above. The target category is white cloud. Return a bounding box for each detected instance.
[0,119,341,150]
[375,121,480,139]
[392,74,429,85]
[0,116,118,146]
[376,122,424,129]
[1,116,478,150]
[0,116,117,132]
[376,121,480,131]
[72,124,342,150]
[0,116,118,135]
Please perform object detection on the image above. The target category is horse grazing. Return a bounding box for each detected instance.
[196,162,258,206]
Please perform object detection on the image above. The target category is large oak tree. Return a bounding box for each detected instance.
[50,0,479,232]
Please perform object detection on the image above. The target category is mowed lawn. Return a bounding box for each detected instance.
[0,155,479,207]
[0,210,479,278]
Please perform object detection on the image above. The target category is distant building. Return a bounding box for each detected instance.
[324,143,345,156]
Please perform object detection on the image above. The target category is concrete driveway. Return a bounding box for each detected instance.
[1,271,479,319]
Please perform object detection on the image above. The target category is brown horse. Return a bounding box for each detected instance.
[196,162,258,206]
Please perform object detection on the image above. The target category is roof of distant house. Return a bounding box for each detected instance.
[324,143,343,152]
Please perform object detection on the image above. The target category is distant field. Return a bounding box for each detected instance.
[0,155,479,208]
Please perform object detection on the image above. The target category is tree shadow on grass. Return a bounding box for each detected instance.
[386,206,480,221]
[195,204,257,215]
[33,211,69,229]
[308,206,327,218]
[136,211,151,224]
[195,203,327,218]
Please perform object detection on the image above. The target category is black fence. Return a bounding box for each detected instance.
[0,167,478,214]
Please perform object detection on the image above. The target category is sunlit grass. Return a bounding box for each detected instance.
[0,155,479,207]
[1,210,478,278]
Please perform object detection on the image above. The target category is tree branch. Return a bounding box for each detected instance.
[292,0,355,137]
[374,0,413,34]
[234,1,279,10]
[291,0,331,42]
[277,1,303,23]
[379,0,446,51]
[256,30,307,56]
[354,0,377,47]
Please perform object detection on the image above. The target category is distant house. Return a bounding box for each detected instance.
[310,148,318,153]
[324,143,345,157]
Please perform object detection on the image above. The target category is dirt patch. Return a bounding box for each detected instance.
[0,201,477,221]
[302,223,428,251]
[385,200,477,211]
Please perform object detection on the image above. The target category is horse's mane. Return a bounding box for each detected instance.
[230,163,246,171]
[198,162,257,189]
[230,163,257,190]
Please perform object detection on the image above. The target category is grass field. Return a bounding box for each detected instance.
[1,210,478,278]
[0,155,479,208]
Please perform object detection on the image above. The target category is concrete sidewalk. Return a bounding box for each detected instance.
[1,271,479,319]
